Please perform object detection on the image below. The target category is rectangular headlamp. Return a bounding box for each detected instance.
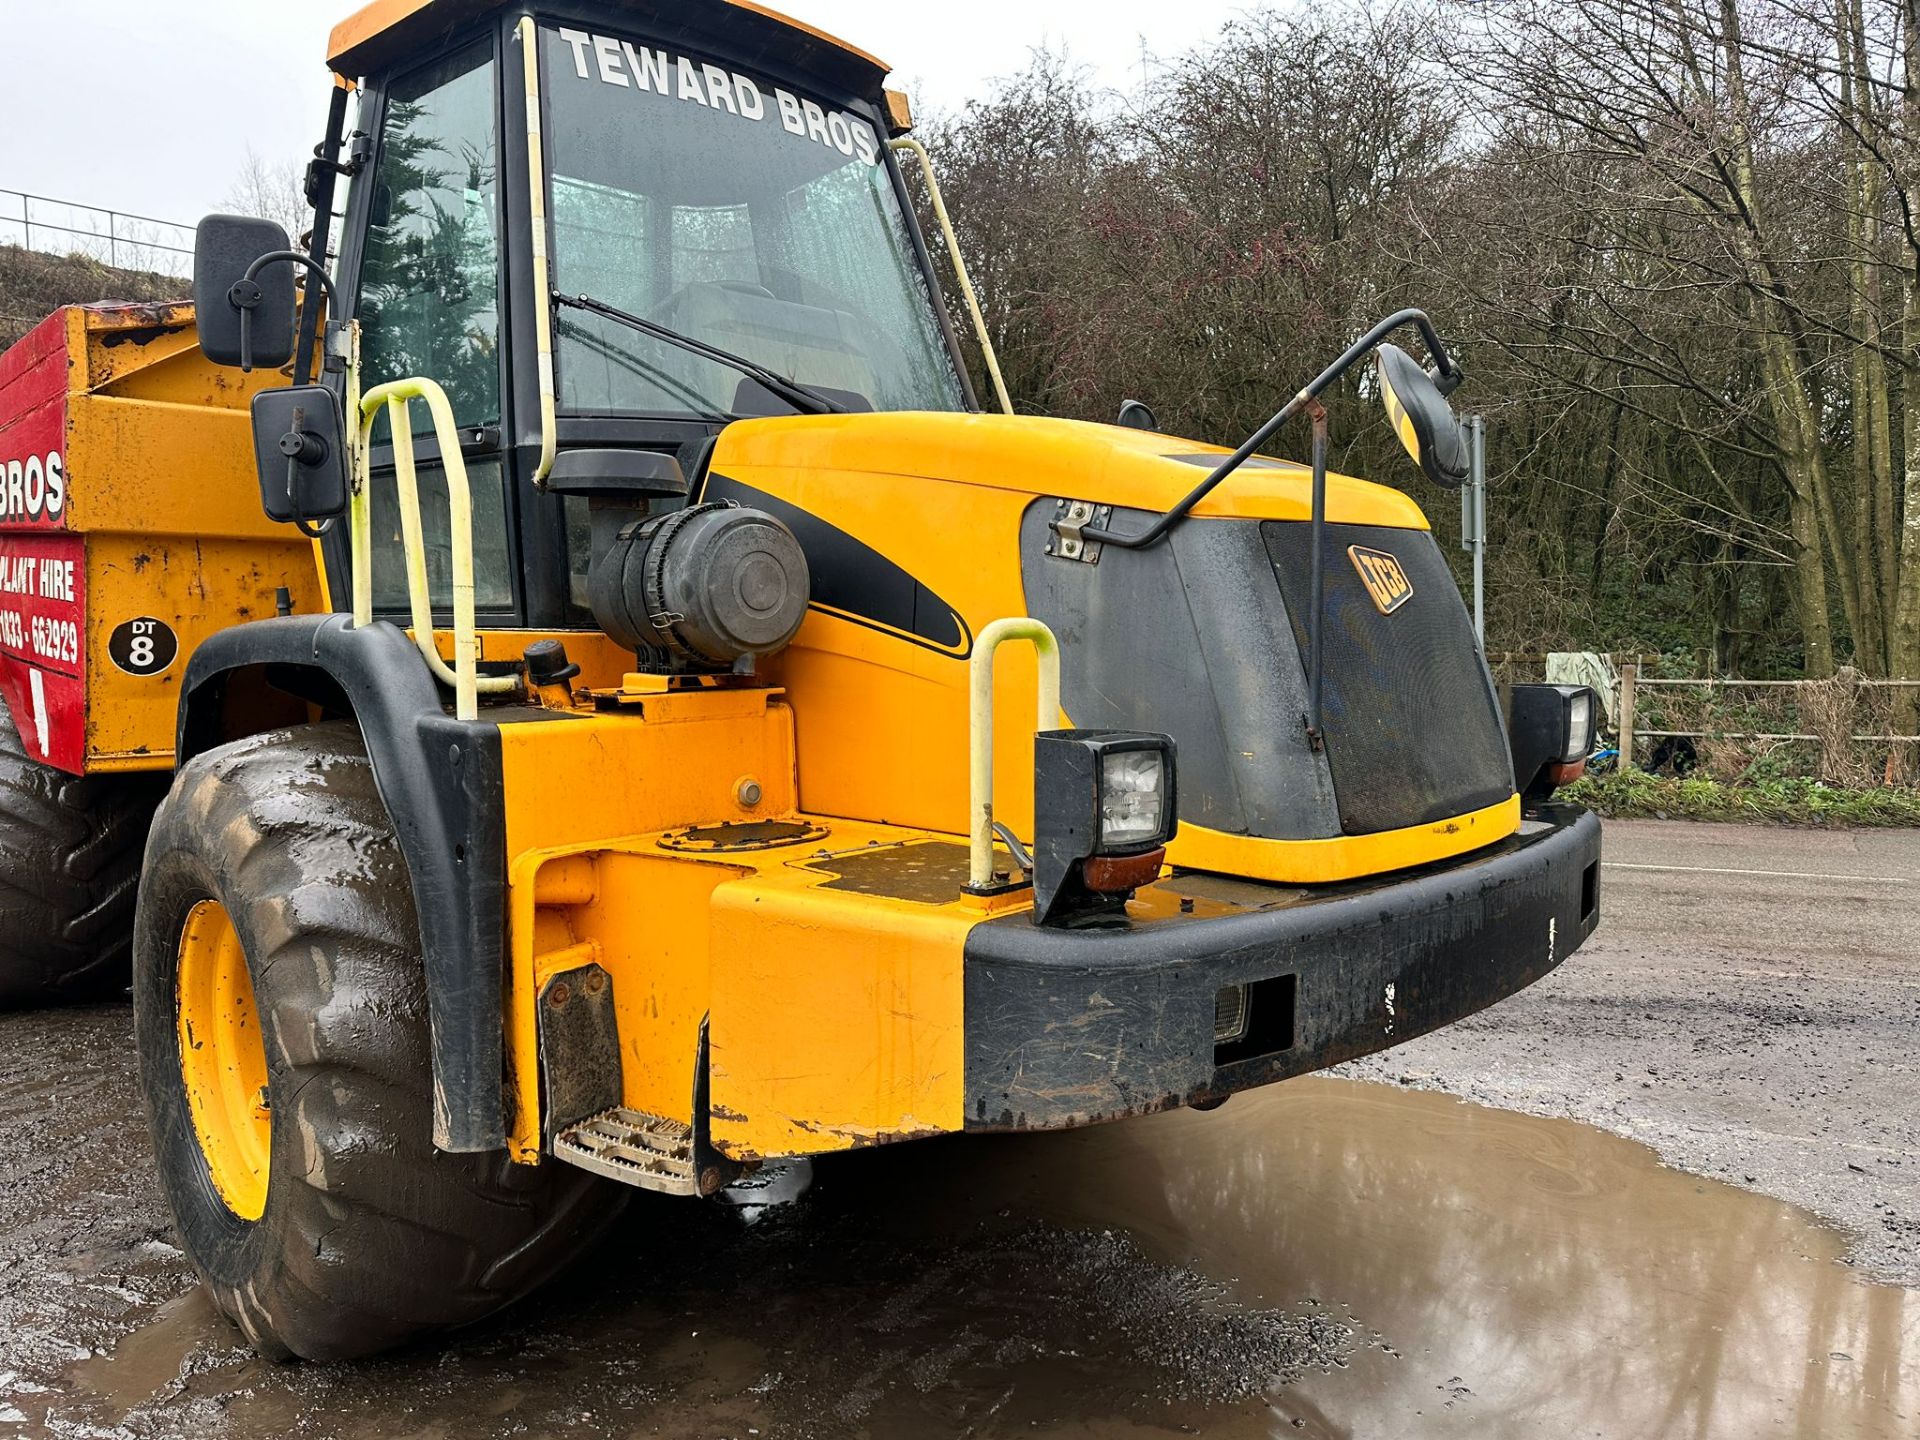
[1032,730,1178,927]
[1563,688,1595,762]
[1507,684,1600,802]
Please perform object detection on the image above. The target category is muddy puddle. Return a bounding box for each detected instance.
[13,1075,1916,1438]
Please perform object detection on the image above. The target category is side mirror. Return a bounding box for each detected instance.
[194,215,297,372]
[1116,399,1159,432]
[250,386,348,526]
[1376,343,1467,489]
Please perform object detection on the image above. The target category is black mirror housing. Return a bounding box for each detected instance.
[1117,399,1159,432]
[195,215,297,371]
[250,386,348,526]
[1377,343,1468,489]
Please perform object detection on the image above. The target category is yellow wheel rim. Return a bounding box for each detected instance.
[176,900,271,1222]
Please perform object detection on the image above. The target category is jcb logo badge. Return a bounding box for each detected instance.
[1349,546,1413,615]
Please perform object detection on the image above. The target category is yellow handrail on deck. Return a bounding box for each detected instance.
[969,618,1063,889]
[353,376,518,721]
[517,16,558,487]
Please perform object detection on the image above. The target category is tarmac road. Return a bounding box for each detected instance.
[0,817,1914,1438]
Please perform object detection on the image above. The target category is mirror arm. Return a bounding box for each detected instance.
[1070,307,1464,551]
[234,251,341,375]
[291,80,353,388]
[1401,310,1464,395]
[278,400,335,541]
[1305,400,1331,748]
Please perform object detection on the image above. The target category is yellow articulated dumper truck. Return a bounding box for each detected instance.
[3,0,1603,1361]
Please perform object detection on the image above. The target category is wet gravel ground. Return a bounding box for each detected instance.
[0,1005,183,1384]
[0,1004,1367,1438]
[1341,819,1920,1287]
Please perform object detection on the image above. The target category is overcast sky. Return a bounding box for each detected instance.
[0,0,1252,236]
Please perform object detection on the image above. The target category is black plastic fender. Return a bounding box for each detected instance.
[176,615,509,1154]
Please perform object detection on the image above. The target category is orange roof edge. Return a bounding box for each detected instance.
[328,0,889,77]
[327,0,428,68]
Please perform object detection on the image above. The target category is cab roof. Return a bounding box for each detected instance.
[329,0,890,93]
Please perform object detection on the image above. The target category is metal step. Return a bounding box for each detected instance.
[553,1107,699,1196]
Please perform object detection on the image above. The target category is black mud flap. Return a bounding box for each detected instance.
[178,615,512,1153]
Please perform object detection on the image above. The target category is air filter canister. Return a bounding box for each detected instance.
[589,502,811,671]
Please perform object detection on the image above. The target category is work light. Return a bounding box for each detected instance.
[1214,984,1251,1045]
[1565,689,1595,763]
[1033,730,1179,927]
[1507,684,1601,804]
[1100,749,1169,847]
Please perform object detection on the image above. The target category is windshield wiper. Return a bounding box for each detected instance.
[554,315,733,422]
[553,291,847,418]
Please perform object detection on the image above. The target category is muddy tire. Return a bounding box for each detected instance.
[0,705,164,1008]
[133,722,626,1361]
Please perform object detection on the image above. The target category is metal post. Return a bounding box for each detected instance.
[1619,662,1639,771]
[1306,401,1330,746]
[1463,415,1488,647]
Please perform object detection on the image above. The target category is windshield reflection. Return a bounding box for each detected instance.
[542,24,966,419]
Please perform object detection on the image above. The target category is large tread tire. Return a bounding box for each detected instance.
[0,705,166,1008]
[133,722,627,1361]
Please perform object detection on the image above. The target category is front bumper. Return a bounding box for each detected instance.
[962,803,1601,1130]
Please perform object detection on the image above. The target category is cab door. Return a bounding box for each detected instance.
[334,33,523,627]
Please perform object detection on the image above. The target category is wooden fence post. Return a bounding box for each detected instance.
[1817,666,1861,786]
[1619,663,1638,770]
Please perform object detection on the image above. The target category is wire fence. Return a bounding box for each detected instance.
[1619,668,1920,788]
[1486,654,1920,786]
[0,190,193,277]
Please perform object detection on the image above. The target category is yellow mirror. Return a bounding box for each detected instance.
[1377,343,1467,489]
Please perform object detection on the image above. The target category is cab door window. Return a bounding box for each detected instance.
[357,40,513,612]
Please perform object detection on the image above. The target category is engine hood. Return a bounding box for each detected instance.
[703,409,1513,884]
[716,412,1432,531]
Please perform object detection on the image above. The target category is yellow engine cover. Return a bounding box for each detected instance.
[705,411,1431,844]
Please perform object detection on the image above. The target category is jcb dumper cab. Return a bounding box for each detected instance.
[136,0,1602,1361]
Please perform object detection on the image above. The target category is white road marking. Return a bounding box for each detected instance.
[26,668,48,756]
[1605,862,1911,885]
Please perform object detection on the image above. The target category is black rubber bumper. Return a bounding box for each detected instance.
[962,804,1602,1131]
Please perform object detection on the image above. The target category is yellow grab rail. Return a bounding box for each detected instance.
[969,618,1062,889]
[889,137,1015,417]
[517,15,558,487]
[346,321,372,627]
[353,376,519,722]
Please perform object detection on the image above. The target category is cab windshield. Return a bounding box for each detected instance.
[542,24,969,418]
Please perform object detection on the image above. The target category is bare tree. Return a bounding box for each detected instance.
[223,148,309,243]
[917,0,1917,699]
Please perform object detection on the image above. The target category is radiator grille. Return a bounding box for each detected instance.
[1263,521,1513,836]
